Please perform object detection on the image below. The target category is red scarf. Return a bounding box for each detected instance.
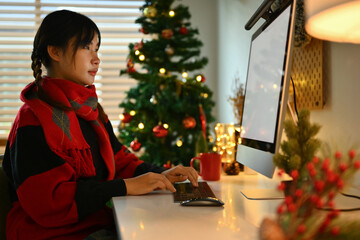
[20,77,115,180]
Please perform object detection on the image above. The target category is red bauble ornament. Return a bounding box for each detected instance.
[153,125,168,138]
[127,67,136,73]
[130,139,141,151]
[127,58,134,68]
[179,26,188,35]
[196,74,206,83]
[121,112,132,123]
[163,161,171,169]
[182,116,196,129]
[161,29,173,39]
[134,41,144,50]
[140,28,148,34]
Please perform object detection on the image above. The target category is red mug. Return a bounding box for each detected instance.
[191,152,222,181]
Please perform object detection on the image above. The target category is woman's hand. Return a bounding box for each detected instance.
[161,165,199,187]
[124,172,176,195]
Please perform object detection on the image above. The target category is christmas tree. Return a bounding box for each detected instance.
[118,0,215,167]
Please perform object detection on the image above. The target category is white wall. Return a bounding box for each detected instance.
[311,42,360,149]
[182,0,264,124]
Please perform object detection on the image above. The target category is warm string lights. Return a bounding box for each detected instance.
[144,7,175,19]
[121,118,169,136]
[176,137,183,147]
[139,54,145,61]
[214,123,239,163]
[181,71,188,78]
[159,68,166,74]
[138,122,144,129]
[200,93,208,99]
[154,66,206,84]
[119,110,136,123]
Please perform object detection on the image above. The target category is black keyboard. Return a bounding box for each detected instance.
[173,182,217,202]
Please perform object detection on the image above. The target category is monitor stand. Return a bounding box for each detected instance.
[236,146,286,200]
[240,188,284,200]
[240,101,296,200]
[239,167,291,200]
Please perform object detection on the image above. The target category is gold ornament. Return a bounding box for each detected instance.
[150,95,157,104]
[165,45,174,55]
[161,29,173,39]
[144,6,157,18]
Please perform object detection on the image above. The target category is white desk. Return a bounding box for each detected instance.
[112,173,284,240]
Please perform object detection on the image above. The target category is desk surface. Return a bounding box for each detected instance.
[112,173,283,240]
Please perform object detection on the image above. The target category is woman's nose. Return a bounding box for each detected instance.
[92,53,100,65]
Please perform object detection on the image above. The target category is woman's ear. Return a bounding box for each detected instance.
[47,45,62,62]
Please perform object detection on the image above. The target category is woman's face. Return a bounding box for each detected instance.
[54,33,100,86]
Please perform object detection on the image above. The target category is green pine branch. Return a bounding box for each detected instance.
[273,109,321,176]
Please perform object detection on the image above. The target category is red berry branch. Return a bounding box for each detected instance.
[274,150,360,240]
[261,110,360,240]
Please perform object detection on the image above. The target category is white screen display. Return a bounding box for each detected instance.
[240,6,291,143]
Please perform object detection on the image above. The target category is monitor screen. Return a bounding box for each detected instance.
[236,1,296,179]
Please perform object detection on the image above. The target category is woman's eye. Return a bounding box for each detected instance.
[84,45,90,50]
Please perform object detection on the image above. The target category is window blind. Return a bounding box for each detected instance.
[0,0,146,143]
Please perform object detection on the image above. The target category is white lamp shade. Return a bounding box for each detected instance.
[305,0,360,43]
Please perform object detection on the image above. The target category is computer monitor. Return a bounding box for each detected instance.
[236,1,296,185]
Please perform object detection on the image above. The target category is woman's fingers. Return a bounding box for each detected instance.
[187,168,199,187]
[124,172,176,195]
[162,165,199,186]
[150,173,176,192]
[161,176,176,192]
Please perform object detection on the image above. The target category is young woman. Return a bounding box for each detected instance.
[2,10,198,240]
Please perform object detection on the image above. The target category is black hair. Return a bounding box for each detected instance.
[31,10,106,123]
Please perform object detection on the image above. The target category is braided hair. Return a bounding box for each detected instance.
[31,10,106,123]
